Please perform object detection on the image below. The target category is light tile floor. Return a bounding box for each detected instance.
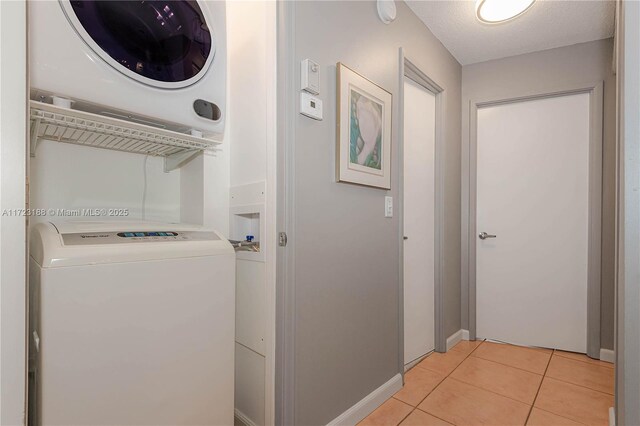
[359,340,614,426]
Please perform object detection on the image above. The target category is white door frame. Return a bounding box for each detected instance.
[275,1,296,424]
[398,49,447,371]
[464,82,604,358]
[1,2,28,424]
[264,1,278,424]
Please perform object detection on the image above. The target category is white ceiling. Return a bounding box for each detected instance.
[405,0,615,65]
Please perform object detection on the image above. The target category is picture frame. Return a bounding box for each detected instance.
[336,62,392,190]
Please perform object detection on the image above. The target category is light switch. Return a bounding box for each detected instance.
[385,196,393,218]
[301,59,320,94]
[300,92,323,120]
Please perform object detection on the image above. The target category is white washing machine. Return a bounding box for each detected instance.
[29,0,226,138]
[29,221,235,425]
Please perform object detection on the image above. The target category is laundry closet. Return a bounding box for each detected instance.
[26,1,276,425]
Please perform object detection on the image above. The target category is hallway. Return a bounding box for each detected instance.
[360,341,614,426]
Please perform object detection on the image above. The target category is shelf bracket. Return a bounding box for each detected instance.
[30,117,41,157]
[164,149,200,172]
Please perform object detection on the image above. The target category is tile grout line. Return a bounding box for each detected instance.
[542,375,615,396]
[392,372,448,406]
[552,353,616,372]
[367,397,414,426]
[524,348,555,425]
[391,399,454,426]
[414,406,455,425]
[554,352,615,369]
[411,340,487,425]
[457,351,545,377]
[444,376,533,407]
[412,341,484,381]
[396,404,414,426]
[532,406,590,426]
[470,352,551,376]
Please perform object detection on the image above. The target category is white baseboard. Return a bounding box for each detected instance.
[600,348,615,364]
[446,330,463,351]
[446,329,470,351]
[234,409,257,426]
[327,373,403,426]
[609,407,615,426]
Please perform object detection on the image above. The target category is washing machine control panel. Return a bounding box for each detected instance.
[117,231,179,239]
[61,231,220,246]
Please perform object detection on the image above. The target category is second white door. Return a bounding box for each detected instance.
[403,77,436,365]
[476,93,591,353]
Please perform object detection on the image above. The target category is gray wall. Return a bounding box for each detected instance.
[287,1,461,424]
[617,1,640,423]
[461,39,616,350]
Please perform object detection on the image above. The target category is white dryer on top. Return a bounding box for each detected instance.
[29,0,226,138]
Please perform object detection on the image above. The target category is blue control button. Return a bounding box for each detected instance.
[148,232,158,236]
[135,232,145,237]
[124,232,134,237]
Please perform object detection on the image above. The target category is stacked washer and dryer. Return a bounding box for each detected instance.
[28,1,233,425]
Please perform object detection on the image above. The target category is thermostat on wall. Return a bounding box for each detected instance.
[300,92,323,120]
[301,59,320,94]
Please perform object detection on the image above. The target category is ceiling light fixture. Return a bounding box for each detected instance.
[475,0,536,24]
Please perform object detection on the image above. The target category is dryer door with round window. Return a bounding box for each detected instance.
[63,0,216,89]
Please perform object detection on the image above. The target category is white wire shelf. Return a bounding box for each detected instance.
[29,100,220,171]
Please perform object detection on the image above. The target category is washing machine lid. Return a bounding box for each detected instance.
[31,221,234,268]
[60,0,216,89]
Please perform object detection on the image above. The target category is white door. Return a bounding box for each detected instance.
[476,93,590,353]
[403,77,436,365]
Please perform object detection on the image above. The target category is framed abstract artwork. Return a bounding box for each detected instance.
[336,62,392,189]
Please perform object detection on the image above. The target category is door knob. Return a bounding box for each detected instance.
[479,232,496,240]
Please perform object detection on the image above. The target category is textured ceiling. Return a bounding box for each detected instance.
[405,0,615,65]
